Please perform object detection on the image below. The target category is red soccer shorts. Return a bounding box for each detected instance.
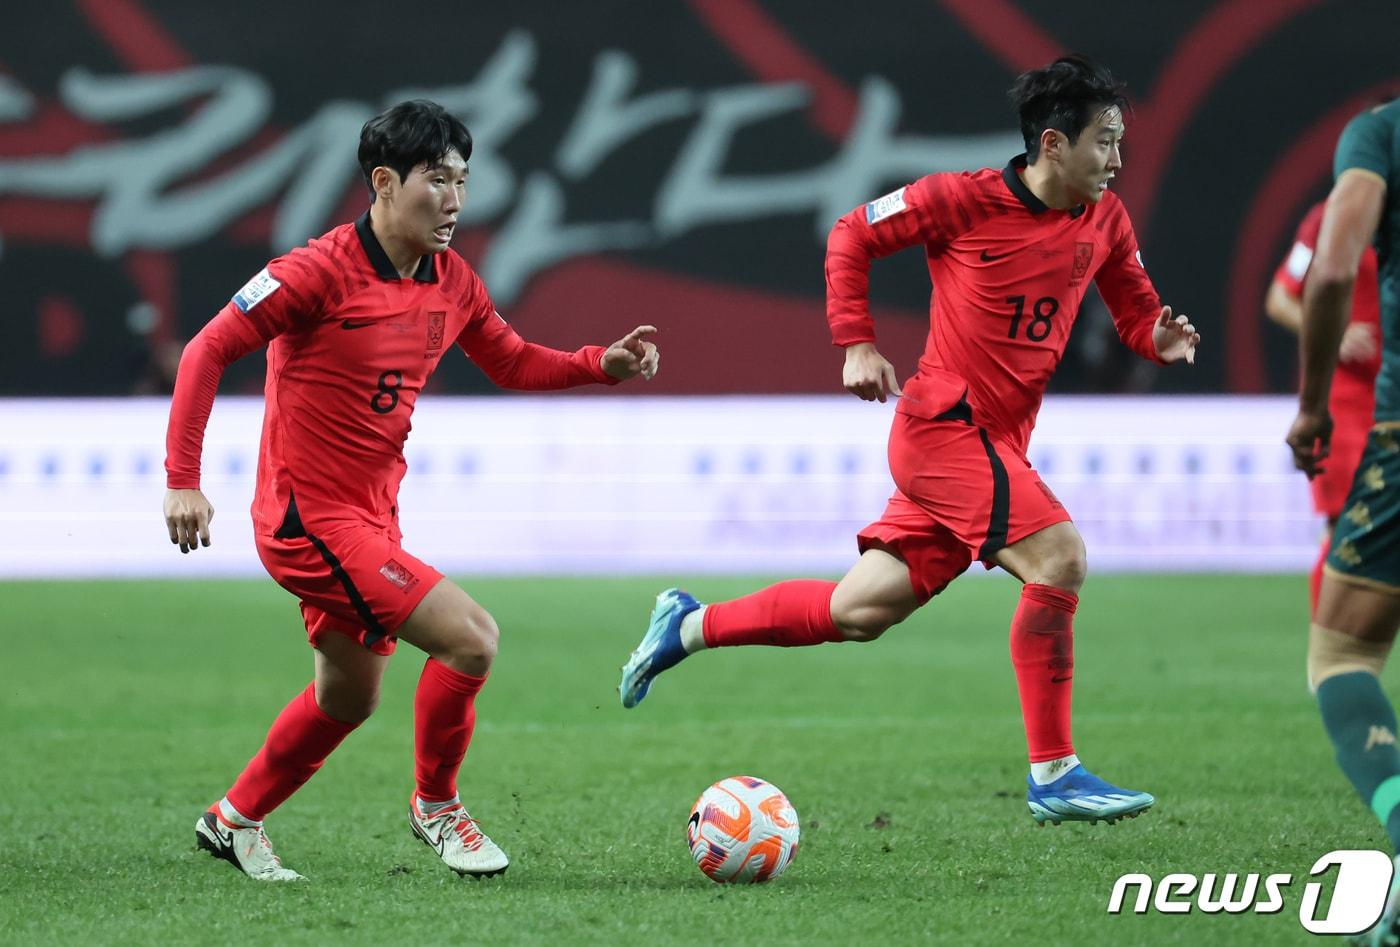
[1312,410,1372,519]
[858,409,1071,603]
[255,520,443,656]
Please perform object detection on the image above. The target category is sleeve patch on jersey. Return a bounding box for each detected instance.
[232,267,282,313]
[865,187,908,225]
[1285,242,1314,280]
[1135,250,1145,269]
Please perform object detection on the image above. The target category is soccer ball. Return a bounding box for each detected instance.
[686,776,800,883]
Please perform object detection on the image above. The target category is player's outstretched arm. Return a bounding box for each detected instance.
[600,325,660,381]
[842,342,902,403]
[164,488,214,554]
[1150,307,1200,365]
[458,309,652,390]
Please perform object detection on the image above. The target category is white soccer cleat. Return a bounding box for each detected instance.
[195,809,304,881]
[409,794,510,877]
[1355,854,1400,947]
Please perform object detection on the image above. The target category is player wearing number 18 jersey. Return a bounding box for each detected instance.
[829,138,1166,562]
[164,100,659,881]
[620,56,1200,827]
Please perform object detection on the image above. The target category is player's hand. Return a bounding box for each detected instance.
[1339,322,1378,365]
[164,488,214,554]
[1152,306,1200,365]
[602,325,659,381]
[1285,408,1333,480]
[842,342,902,403]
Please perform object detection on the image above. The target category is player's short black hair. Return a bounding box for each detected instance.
[1010,55,1130,162]
[358,100,473,200]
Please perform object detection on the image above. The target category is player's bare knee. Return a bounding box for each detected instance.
[441,606,499,675]
[1044,551,1087,592]
[841,621,889,643]
[832,605,893,642]
[314,683,379,725]
[1308,622,1393,692]
[1026,539,1087,591]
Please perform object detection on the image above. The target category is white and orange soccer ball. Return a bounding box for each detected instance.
[686,776,800,883]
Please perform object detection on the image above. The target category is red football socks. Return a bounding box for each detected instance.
[226,683,358,822]
[702,579,844,648]
[414,658,488,802]
[1010,583,1078,763]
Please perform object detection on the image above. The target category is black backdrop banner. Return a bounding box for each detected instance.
[1,0,1397,396]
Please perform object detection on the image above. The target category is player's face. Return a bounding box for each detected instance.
[392,149,467,254]
[1061,106,1124,204]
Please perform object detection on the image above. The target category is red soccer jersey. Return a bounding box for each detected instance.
[166,212,614,535]
[827,156,1163,453]
[1272,200,1380,424]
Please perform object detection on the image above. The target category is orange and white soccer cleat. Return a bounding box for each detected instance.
[409,794,509,877]
[194,808,304,881]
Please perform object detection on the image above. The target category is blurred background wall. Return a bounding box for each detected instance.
[3,0,1397,398]
[1,0,1397,577]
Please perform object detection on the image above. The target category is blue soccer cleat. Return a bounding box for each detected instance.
[1025,765,1154,826]
[619,587,701,709]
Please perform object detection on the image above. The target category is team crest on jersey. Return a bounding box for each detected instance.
[865,187,908,224]
[1069,242,1094,285]
[380,558,419,593]
[425,311,445,358]
[232,267,281,312]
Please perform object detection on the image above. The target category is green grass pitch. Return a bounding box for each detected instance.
[0,574,1385,944]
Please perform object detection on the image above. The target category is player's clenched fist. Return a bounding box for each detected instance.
[842,342,902,403]
[601,325,660,381]
[164,487,214,554]
[1285,408,1334,480]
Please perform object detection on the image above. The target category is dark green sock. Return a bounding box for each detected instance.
[1317,671,1400,851]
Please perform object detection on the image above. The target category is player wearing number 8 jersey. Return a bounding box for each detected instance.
[620,55,1200,827]
[164,100,659,881]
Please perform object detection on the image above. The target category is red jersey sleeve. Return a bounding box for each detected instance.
[453,272,616,389]
[164,256,328,488]
[1093,202,1165,364]
[1272,203,1325,297]
[825,173,976,347]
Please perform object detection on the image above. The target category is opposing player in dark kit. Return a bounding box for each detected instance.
[621,56,1199,826]
[165,100,658,880]
[1286,97,1400,944]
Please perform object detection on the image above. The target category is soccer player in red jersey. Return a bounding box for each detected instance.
[1266,202,1380,613]
[620,55,1200,826]
[164,100,659,881]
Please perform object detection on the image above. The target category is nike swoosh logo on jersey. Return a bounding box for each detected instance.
[979,249,1013,262]
[341,319,374,330]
